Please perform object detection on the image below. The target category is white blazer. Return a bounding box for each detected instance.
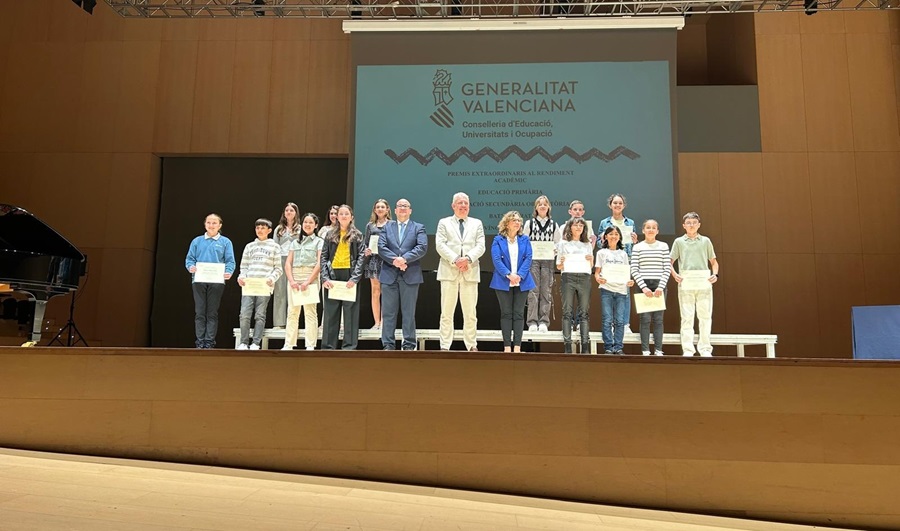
[435,215,486,282]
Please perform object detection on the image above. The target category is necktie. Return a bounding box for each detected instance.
[399,222,406,241]
[458,218,465,239]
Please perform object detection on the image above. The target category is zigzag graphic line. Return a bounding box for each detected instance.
[383,146,641,166]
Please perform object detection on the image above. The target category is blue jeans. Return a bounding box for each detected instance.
[601,289,628,352]
[239,294,270,346]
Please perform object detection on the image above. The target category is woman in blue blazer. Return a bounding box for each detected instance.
[490,211,536,353]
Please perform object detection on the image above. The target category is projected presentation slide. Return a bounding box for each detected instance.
[353,61,674,233]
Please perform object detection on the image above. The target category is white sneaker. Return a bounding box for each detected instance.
[371,323,382,330]
[528,324,538,332]
[538,323,549,332]
[249,344,260,350]
[236,343,249,350]
[306,346,315,350]
[281,345,293,351]
[654,350,664,356]
[625,324,633,334]
[642,351,651,356]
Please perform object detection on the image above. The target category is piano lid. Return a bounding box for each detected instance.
[0,204,84,259]
[0,204,86,298]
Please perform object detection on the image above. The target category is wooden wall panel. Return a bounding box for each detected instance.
[761,153,814,254]
[807,153,861,253]
[236,18,274,42]
[800,33,854,152]
[153,40,198,153]
[798,11,844,34]
[95,249,155,346]
[0,153,35,208]
[160,18,202,42]
[267,41,311,153]
[306,39,350,154]
[844,11,890,34]
[30,153,112,250]
[190,41,235,153]
[855,152,900,251]
[273,19,313,41]
[767,254,819,358]
[105,153,159,251]
[676,20,708,85]
[721,252,772,335]
[198,19,237,42]
[122,17,163,43]
[718,153,766,253]
[113,41,161,153]
[846,33,900,151]
[73,41,123,153]
[311,19,346,41]
[754,13,799,36]
[47,0,88,43]
[863,254,900,307]
[815,254,865,358]
[84,0,124,42]
[7,0,51,42]
[676,153,721,242]
[757,34,808,152]
[229,41,273,154]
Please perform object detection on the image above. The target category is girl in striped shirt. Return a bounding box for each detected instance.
[630,219,671,356]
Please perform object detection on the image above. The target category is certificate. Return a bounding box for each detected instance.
[620,226,634,244]
[194,262,225,284]
[241,277,270,297]
[327,283,357,302]
[634,293,667,314]
[680,269,712,291]
[532,241,555,261]
[290,283,319,306]
[562,254,591,274]
[601,263,630,284]
[585,219,593,236]
[368,235,379,255]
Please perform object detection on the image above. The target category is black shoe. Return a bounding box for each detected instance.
[564,343,573,354]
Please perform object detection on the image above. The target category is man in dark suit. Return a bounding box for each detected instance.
[377,198,428,350]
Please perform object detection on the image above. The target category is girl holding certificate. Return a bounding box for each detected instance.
[283,213,324,351]
[490,211,535,353]
[598,193,638,334]
[272,202,301,329]
[595,226,634,354]
[363,199,391,331]
[184,213,235,349]
[556,218,593,354]
[320,205,365,350]
[630,219,670,356]
[522,195,558,333]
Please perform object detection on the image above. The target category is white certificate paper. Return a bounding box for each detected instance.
[241,277,270,297]
[194,262,225,284]
[621,226,634,244]
[328,283,358,302]
[634,293,667,314]
[532,241,555,261]
[585,219,593,236]
[680,269,712,291]
[290,283,319,306]
[601,263,630,284]
[368,235,379,255]
[562,254,591,274]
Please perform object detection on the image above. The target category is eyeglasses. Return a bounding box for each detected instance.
[396,204,411,208]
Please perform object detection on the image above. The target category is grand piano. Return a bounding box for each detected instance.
[0,204,86,342]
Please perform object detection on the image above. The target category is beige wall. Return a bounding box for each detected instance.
[1,2,899,355]
[2,348,899,529]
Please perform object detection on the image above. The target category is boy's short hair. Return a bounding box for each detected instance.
[682,212,700,222]
[255,218,273,228]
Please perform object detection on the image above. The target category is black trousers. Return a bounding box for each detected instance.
[192,282,225,348]
[322,268,360,350]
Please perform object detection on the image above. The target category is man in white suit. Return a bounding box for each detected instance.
[435,192,485,351]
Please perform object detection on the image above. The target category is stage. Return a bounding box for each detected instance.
[1,347,898,529]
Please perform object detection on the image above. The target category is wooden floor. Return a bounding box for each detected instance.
[0,448,853,531]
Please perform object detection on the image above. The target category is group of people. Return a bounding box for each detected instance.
[184,191,719,356]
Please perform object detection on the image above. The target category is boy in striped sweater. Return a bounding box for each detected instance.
[236,218,283,350]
